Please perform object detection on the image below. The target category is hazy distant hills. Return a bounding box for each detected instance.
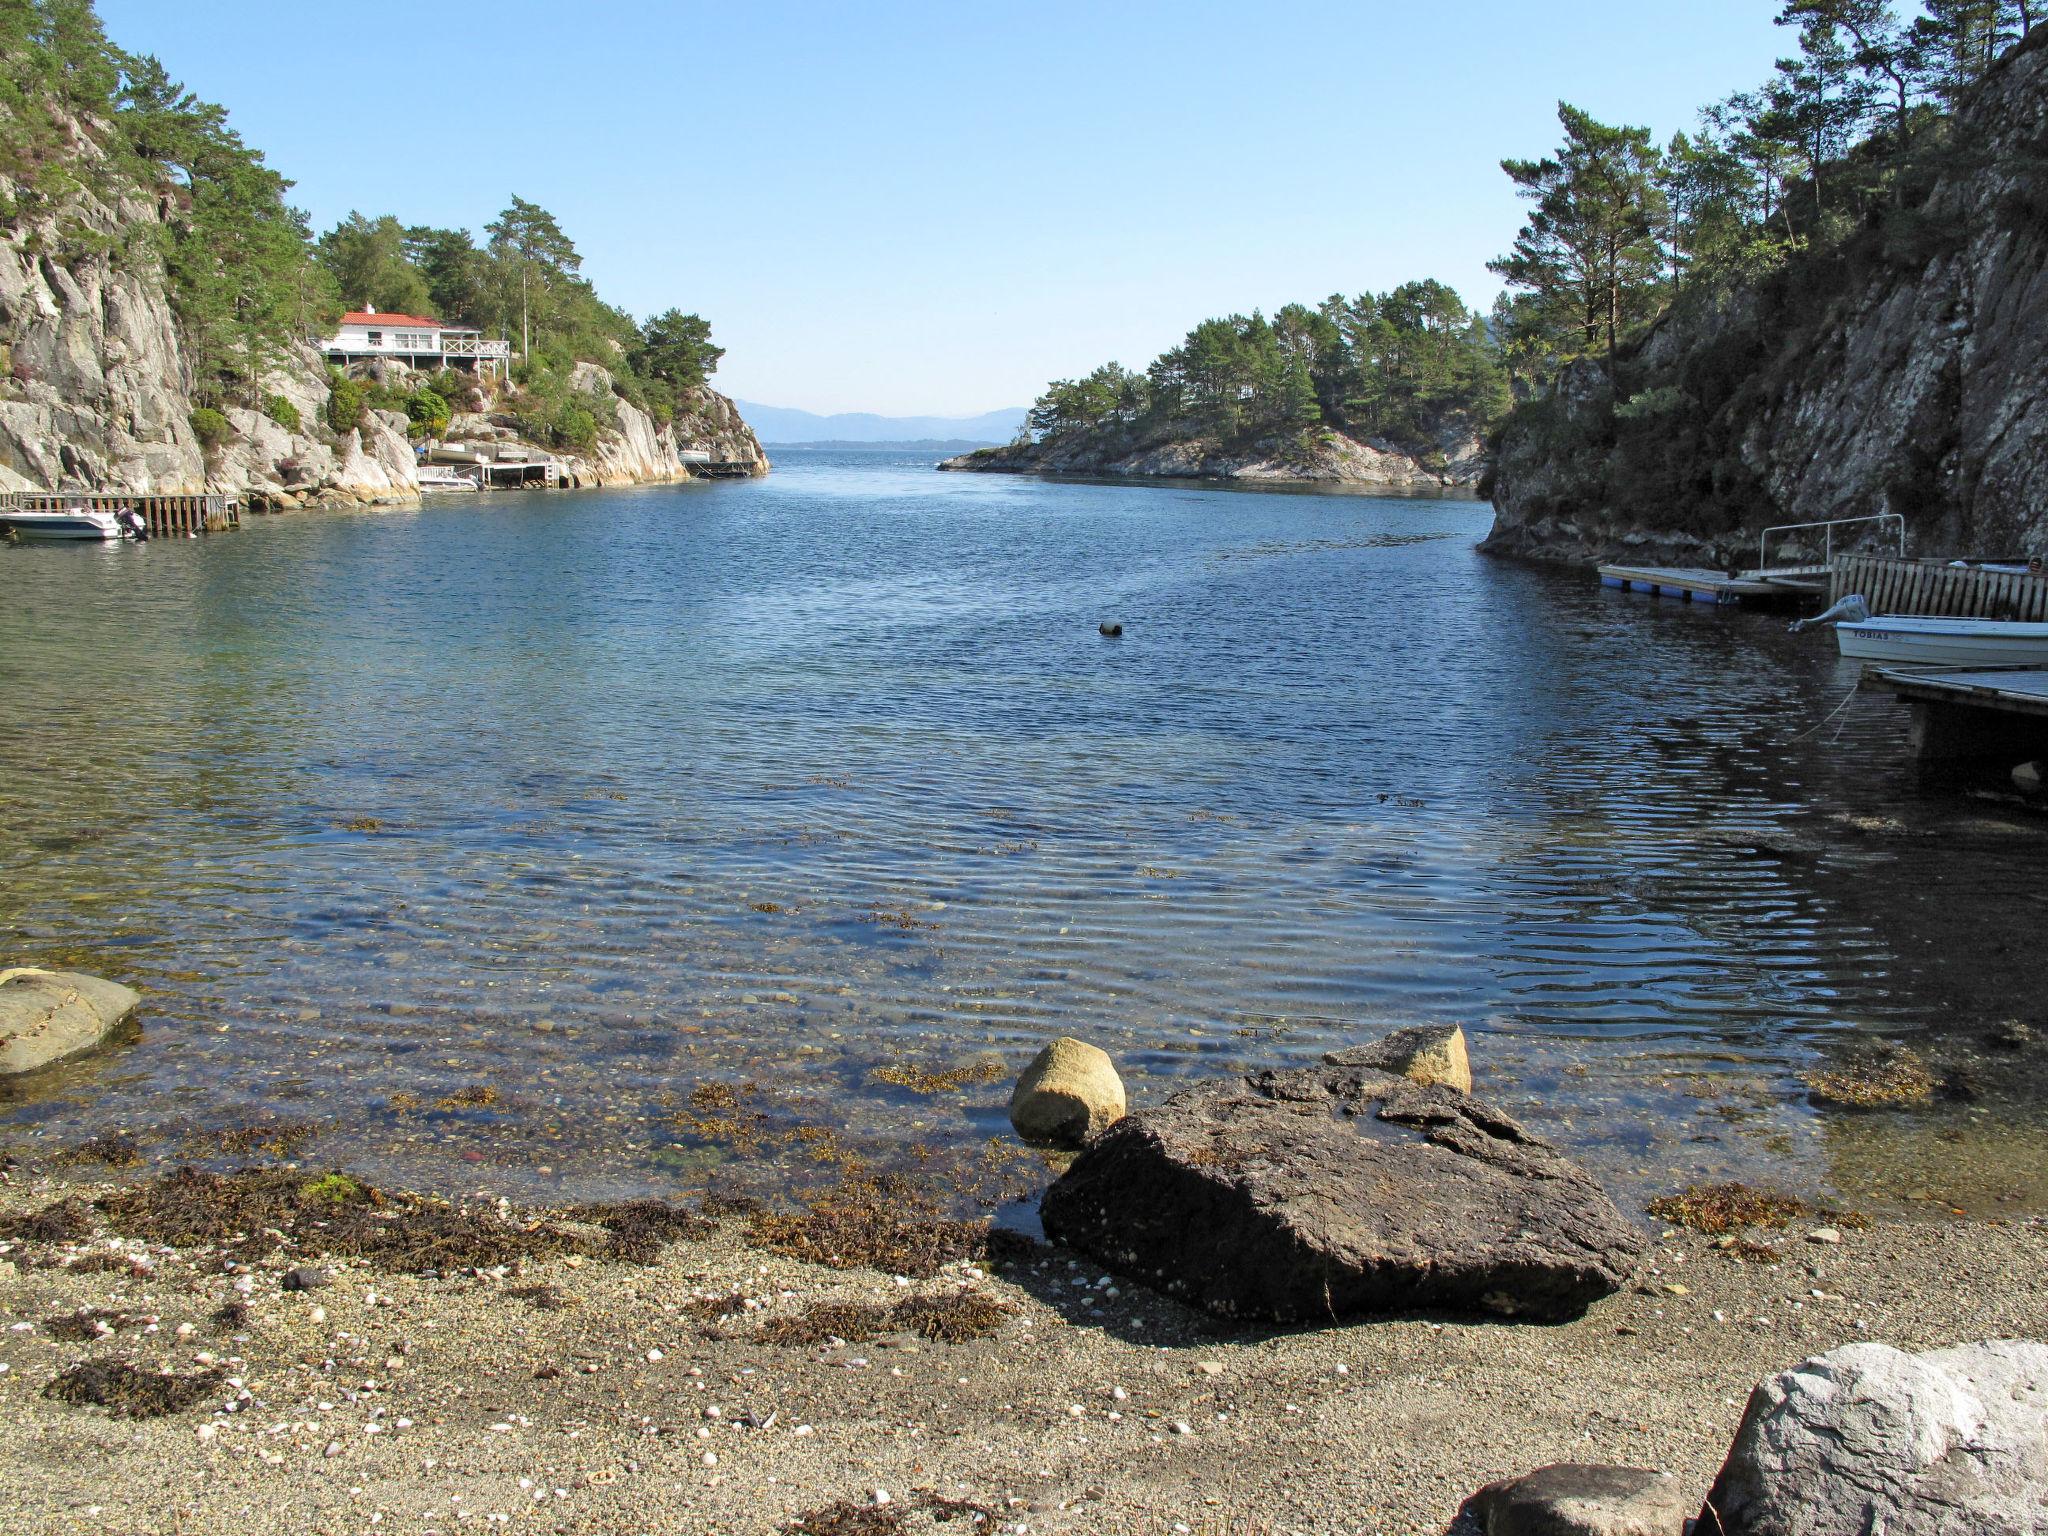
[737,401,1027,446]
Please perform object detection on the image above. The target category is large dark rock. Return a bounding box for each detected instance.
[1038,1060,1642,1324]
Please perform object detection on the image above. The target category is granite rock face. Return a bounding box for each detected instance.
[1485,31,2048,565]
[0,968,141,1075]
[0,110,761,506]
[1038,1057,1642,1324]
[940,423,1481,488]
[1698,1339,2048,1536]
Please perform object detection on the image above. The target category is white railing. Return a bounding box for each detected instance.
[442,336,510,358]
[1758,512,1906,572]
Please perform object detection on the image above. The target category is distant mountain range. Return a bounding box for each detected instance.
[736,401,1027,446]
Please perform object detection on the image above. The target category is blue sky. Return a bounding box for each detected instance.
[99,0,1795,416]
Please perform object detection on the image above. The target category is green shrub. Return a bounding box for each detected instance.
[554,404,598,452]
[189,406,230,448]
[325,371,367,435]
[405,387,451,439]
[262,393,301,433]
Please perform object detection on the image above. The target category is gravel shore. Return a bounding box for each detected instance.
[1,1172,2043,1536]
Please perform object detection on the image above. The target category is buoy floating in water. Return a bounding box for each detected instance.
[1098,622,1123,638]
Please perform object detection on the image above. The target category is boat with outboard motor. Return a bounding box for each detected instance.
[0,505,147,542]
[1791,593,2048,665]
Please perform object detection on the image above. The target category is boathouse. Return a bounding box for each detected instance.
[321,308,511,379]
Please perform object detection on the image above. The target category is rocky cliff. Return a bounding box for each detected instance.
[0,116,424,507]
[0,113,763,508]
[940,423,1483,489]
[558,362,767,486]
[1484,30,2048,566]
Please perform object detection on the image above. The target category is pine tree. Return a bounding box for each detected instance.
[1489,104,1668,373]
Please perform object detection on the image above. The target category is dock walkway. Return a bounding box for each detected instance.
[0,490,238,537]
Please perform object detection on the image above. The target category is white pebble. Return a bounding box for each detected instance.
[701,1452,717,1468]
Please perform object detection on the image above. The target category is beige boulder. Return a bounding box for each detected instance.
[1009,1037,1125,1146]
[1325,1023,1472,1094]
[0,967,141,1074]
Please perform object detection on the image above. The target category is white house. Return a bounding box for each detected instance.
[321,307,511,379]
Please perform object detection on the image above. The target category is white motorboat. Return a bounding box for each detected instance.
[416,465,479,492]
[0,506,132,542]
[1836,615,2048,666]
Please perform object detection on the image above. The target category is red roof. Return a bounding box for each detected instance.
[338,311,442,329]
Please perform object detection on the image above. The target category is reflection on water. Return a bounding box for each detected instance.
[2,450,2044,1211]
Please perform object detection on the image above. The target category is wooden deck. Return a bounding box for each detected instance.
[1874,665,2048,717]
[1871,664,2048,762]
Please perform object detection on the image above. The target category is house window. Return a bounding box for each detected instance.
[366,330,384,346]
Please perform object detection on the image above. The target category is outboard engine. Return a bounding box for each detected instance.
[116,507,148,541]
[1788,593,1868,633]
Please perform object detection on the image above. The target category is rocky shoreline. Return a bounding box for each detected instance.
[0,1163,2039,1536]
[7,990,2045,1534]
[938,426,1483,490]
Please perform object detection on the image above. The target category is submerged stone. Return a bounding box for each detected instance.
[1325,1023,1473,1094]
[0,967,141,1075]
[1038,1058,1641,1324]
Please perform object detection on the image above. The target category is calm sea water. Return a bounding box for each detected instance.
[4,450,2045,1212]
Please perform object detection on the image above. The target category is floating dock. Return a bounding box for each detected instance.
[1872,664,2048,763]
[1596,564,1805,606]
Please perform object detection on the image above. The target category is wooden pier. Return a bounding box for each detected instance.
[1829,554,2048,622]
[1872,664,2048,763]
[0,489,239,537]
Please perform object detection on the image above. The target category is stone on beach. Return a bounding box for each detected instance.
[1038,1049,1642,1324]
[1008,1037,1126,1147]
[0,967,140,1075]
[1697,1339,2048,1536]
[1325,1023,1472,1094]
[1460,1463,1689,1536]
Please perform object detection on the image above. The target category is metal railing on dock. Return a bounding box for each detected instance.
[1758,513,1905,573]
[0,490,240,537]
[1830,554,2048,622]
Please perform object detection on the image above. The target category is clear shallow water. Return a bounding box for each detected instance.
[4,450,2046,1212]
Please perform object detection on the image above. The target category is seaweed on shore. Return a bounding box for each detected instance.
[566,1198,714,1264]
[755,1291,1010,1347]
[869,1059,1006,1096]
[782,1491,995,1534]
[0,1197,94,1244]
[209,1120,319,1158]
[746,1174,987,1278]
[43,1361,224,1418]
[61,1131,145,1169]
[85,1166,716,1275]
[1647,1183,1809,1233]
[40,1307,139,1341]
[95,1166,587,1273]
[1804,1045,1939,1108]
